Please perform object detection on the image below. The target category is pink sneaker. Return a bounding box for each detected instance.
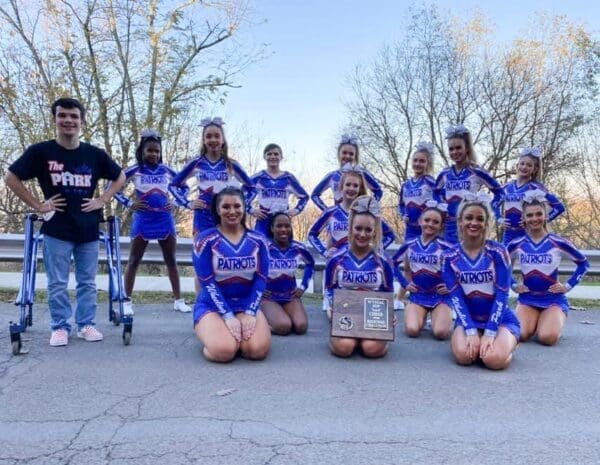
[76,325,103,342]
[49,329,69,347]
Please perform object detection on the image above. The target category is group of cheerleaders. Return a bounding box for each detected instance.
[113,119,590,369]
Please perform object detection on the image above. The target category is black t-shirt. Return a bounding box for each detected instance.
[9,140,122,243]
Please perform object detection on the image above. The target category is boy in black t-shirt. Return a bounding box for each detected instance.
[5,98,126,346]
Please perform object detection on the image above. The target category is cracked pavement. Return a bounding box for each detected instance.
[1,301,599,464]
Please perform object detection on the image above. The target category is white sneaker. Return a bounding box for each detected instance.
[76,325,103,342]
[174,299,192,313]
[122,300,134,316]
[425,315,432,331]
[49,328,69,347]
[394,299,405,311]
[322,297,330,313]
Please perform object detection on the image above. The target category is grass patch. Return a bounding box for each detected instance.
[1,288,597,309]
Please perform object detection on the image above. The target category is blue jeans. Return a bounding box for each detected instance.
[43,235,99,332]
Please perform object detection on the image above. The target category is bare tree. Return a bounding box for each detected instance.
[0,0,264,232]
[345,5,599,216]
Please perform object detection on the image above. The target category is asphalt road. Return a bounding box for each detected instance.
[1,301,599,465]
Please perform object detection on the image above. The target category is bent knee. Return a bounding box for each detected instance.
[482,353,512,370]
[404,324,421,338]
[271,321,292,335]
[360,340,388,358]
[330,339,356,358]
[452,349,474,366]
[293,321,308,335]
[537,331,561,346]
[203,341,239,363]
[241,341,271,360]
[432,327,450,340]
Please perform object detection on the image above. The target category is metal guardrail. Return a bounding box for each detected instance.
[1,233,600,294]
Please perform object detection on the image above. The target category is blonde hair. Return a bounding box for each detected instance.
[340,170,367,198]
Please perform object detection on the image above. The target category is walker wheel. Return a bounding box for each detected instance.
[123,330,132,346]
[112,310,121,327]
[12,340,21,356]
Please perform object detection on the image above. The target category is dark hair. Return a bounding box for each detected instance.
[210,187,247,228]
[202,123,231,172]
[263,143,282,155]
[522,199,548,232]
[419,207,446,236]
[267,211,293,242]
[337,141,360,164]
[135,133,163,166]
[51,97,86,120]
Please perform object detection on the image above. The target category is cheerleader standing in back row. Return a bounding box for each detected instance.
[309,167,395,258]
[260,212,315,335]
[393,201,453,340]
[498,147,564,245]
[113,129,191,314]
[193,187,271,362]
[399,142,437,242]
[441,193,520,370]
[311,134,383,211]
[435,125,503,244]
[326,196,395,358]
[507,193,588,346]
[250,143,309,236]
[169,117,255,237]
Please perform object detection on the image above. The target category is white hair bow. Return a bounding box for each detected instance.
[340,162,365,174]
[351,196,381,217]
[462,191,492,203]
[200,117,225,128]
[522,189,547,204]
[519,147,542,159]
[140,128,161,140]
[415,141,435,155]
[425,199,448,213]
[340,133,358,145]
[445,124,470,139]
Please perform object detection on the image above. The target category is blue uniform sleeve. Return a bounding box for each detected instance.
[169,158,198,209]
[112,166,137,208]
[380,255,395,292]
[381,220,396,249]
[193,235,234,320]
[495,183,509,220]
[484,245,511,337]
[433,171,446,203]
[392,243,410,288]
[554,236,590,290]
[240,238,269,316]
[231,161,257,212]
[308,210,333,256]
[165,165,189,207]
[297,243,315,290]
[288,173,309,215]
[442,251,477,334]
[474,167,504,219]
[545,191,565,222]
[362,169,383,201]
[311,171,336,211]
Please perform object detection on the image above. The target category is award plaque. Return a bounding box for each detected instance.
[330,289,395,341]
